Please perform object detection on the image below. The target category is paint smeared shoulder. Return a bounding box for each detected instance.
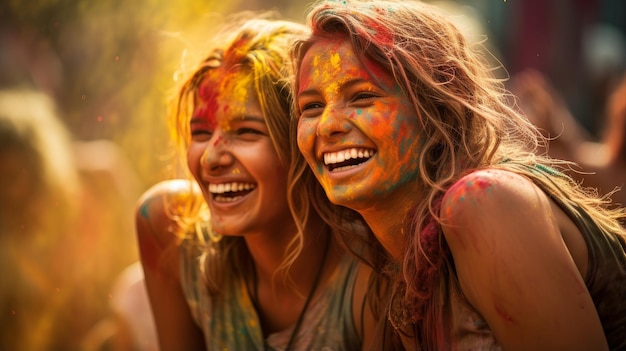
[136,179,200,221]
[440,168,536,228]
[135,179,202,271]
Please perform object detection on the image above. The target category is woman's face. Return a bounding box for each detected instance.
[296,37,422,212]
[187,69,291,236]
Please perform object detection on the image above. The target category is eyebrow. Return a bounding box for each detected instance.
[298,78,369,100]
[189,115,266,124]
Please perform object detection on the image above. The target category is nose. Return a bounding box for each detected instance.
[200,134,234,172]
[316,107,352,138]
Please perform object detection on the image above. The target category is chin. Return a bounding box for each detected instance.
[326,191,360,210]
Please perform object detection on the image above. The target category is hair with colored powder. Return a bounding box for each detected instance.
[166,13,309,294]
[167,13,376,298]
[292,0,626,348]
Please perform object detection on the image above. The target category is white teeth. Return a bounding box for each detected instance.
[323,148,376,165]
[208,182,256,194]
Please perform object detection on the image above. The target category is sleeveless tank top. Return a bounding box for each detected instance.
[179,237,362,351]
[449,165,626,350]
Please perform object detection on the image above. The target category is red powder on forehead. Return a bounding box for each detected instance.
[195,82,219,129]
[363,57,394,88]
[200,77,219,100]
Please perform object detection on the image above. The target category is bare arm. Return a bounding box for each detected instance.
[135,179,206,350]
[440,169,607,350]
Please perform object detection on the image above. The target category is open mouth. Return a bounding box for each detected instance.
[323,147,377,172]
[208,182,256,202]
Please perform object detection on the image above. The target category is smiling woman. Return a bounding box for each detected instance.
[292,1,626,350]
[297,36,422,249]
[135,12,377,351]
[186,67,291,236]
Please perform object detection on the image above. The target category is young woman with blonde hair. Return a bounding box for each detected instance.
[136,13,376,350]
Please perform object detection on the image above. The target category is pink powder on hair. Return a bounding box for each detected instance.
[364,18,393,47]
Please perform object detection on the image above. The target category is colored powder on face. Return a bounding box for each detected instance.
[195,68,253,133]
[218,73,251,132]
[217,70,251,130]
[361,54,396,90]
[299,37,423,205]
[308,54,341,100]
[330,51,341,68]
[213,135,222,147]
[196,76,220,130]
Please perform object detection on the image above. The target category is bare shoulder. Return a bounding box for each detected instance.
[135,179,208,349]
[135,179,200,246]
[135,179,201,275]
[439,169,607,349]
[440,168,547,233]
[438,168,558,283]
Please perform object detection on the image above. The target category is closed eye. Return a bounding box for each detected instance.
[299,101,324,118]
[352,92,378,104]
[237,127,264,135]
[190,129,213,142]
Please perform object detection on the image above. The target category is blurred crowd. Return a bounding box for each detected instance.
[0,0,624,350]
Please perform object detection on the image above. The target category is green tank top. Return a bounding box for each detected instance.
[449,164,626,350]
[179,238,362,351]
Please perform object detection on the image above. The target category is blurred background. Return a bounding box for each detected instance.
[0,0,624,350]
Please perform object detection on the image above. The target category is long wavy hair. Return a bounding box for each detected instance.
[167,13,312,294]
[292,0,626,349]
[168,13,379,301]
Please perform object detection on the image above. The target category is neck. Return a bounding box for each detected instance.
[359,193,416,263]
[245,218,335,337]
[245,231,294,281]
[365,217,404,262]
[245,217,333,292]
